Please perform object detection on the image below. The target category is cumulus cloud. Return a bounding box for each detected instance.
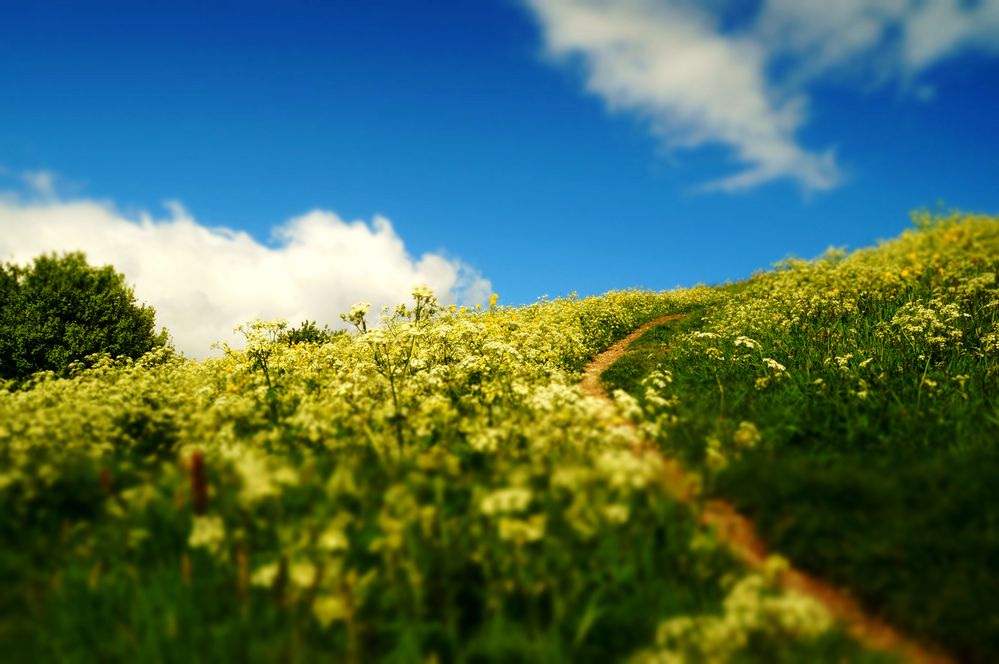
[524,0,999,192]
[0,195,491,357]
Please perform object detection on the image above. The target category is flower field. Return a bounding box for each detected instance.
[2,211,995,662]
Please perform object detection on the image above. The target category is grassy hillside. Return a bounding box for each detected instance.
[0,288,887,663]
[603,211,999,662]
[2,211,994,662]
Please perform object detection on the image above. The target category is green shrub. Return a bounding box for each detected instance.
[278,319,342,346]
[0,252,168,380]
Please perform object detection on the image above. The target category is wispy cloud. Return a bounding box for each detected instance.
[524,0,999,192]
[757,0,999,81]
[20,170,57,198]
[0,193,491,357]
[1,167,62,200]
[897,0,999,70]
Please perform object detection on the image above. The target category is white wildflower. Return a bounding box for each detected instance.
[480,487,532,515]
[188,515,227,557]
[762,358,786,373]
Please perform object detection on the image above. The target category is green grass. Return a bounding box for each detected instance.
[717,449,999,661]
[602,213,999,662]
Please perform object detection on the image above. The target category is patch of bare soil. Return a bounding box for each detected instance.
[580,314,686,399]
[582,314,953,664]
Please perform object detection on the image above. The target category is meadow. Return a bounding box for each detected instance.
[1,211,995,662]
[604,211,999,662]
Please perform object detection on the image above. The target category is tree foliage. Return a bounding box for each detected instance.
[0,252,168,379]
[277,319,342,347]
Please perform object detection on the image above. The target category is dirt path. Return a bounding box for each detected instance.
[583,314,953,664]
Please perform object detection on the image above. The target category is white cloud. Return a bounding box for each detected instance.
[20,170,57,198]
[527,0,839,192]
[901,0,999,70]
[757,0,999,78]
[524,0,999,192]
[0,195,491,357]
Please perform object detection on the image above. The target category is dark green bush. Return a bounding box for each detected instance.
[278,319,342,346]
[0,252,168,380]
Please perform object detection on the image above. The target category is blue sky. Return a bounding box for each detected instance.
[2,0,998,354]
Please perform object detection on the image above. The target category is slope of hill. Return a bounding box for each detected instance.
[603,211,999,662]
[1,211,995,662]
